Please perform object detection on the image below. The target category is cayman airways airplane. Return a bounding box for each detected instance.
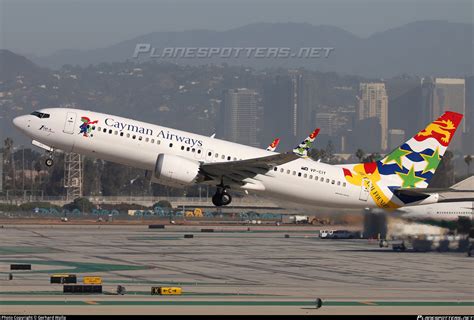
[13,108,463,209]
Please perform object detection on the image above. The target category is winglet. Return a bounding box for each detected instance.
[292,128,320,157]
[266,138,280,152]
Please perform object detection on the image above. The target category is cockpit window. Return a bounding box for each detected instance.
[30,111,50,119]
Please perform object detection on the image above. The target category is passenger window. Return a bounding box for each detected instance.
[198,150,201,154]
[138,136,142,141]
[309,175,312,179]
[114,131,118,135]
[97,127,101,131]
[337,181,341,186]
[109,129,112,134]
[92,126,96,130]
[326,179,329,183]
[103,128,107,133]
[280,168,284,173]
[132,135,136,139]
[169,143,173,148]
[208,152,212,156]
[186,147,190,151]
[157,140,161,145]
[298,172,302,177]
[181,146,185,150]
[293,171,296,175]
[343,182,346,187]
[227,156,231,161]
[151,139,154,143]
[145,137,149,142]
[215,153,219,158]
[273,167,277,171]
[233,157,237,161]
[287,170,290,174]
[221,155,225,159]
[304,174,307,178]
[126,133,130,138]
[192,148,195,153]
[120,132,124,137]
[331,180,335,184]
[320,177,324,182]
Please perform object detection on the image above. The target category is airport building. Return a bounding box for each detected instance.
[358,83,389,151]
[220,88,259,147]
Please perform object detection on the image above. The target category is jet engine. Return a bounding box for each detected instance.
[151,154,200,187]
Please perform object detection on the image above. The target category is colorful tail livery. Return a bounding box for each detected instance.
[266,138,280,152]
[293,128,320,157]
[343,111,463,209]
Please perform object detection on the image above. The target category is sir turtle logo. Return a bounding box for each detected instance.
[79,116,98,137]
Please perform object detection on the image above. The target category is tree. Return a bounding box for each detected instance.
[464,155,472,175]
[355,149,365,162]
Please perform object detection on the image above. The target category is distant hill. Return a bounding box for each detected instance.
[0,49,46,82]
[27,21,473,77]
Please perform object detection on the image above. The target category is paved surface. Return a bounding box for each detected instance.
[0,224,473,315]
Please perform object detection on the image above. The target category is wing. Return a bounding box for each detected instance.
[199,153,299,187]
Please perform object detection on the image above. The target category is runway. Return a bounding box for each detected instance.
[0,224,473,314]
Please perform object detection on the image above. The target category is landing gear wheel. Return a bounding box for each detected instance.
[212,189,232,206]
[45,158,54,167]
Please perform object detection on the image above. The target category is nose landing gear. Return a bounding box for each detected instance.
[212,184,232,207]
[45,158,54,167]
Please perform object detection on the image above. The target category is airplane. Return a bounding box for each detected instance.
[394,176,474,222]
[13,108,463,209]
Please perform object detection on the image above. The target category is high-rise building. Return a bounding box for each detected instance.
[220,88,259,147]
[315,112,337,136]
[263,71,317,150]
[358,83,389,151]
[421,77,466,150]
[388,129,405,151]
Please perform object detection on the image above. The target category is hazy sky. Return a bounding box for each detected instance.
[1,0,472,56]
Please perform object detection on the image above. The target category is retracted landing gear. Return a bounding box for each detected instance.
[212,183,232,207]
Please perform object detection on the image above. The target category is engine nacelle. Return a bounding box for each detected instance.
[151,154,200,187]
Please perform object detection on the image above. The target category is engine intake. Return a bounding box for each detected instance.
[151,154,200,187]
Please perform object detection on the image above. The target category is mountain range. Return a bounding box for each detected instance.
[26,20,473,77]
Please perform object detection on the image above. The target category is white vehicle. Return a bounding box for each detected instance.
[13,109,462,209]
[319,230,333,238]
[290,215,309,224]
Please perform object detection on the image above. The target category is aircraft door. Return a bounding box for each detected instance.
[63,112,77,134]
[359,178,370,201]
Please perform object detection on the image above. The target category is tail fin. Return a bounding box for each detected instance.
[378,111,463,188]
[266,138,280,152]
[293,128,320,157]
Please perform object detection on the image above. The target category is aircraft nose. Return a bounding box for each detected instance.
[12,116,22,129]
[13,115,29,131]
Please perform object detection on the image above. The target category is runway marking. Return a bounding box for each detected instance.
[0,300,473,307]
[360,301,377,306]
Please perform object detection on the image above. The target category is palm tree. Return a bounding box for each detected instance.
[465,155,472,175]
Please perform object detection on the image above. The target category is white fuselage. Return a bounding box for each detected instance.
[397,201,473,221]
[12,108,400,209]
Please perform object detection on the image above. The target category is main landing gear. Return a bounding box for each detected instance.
[212,183,232,207]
